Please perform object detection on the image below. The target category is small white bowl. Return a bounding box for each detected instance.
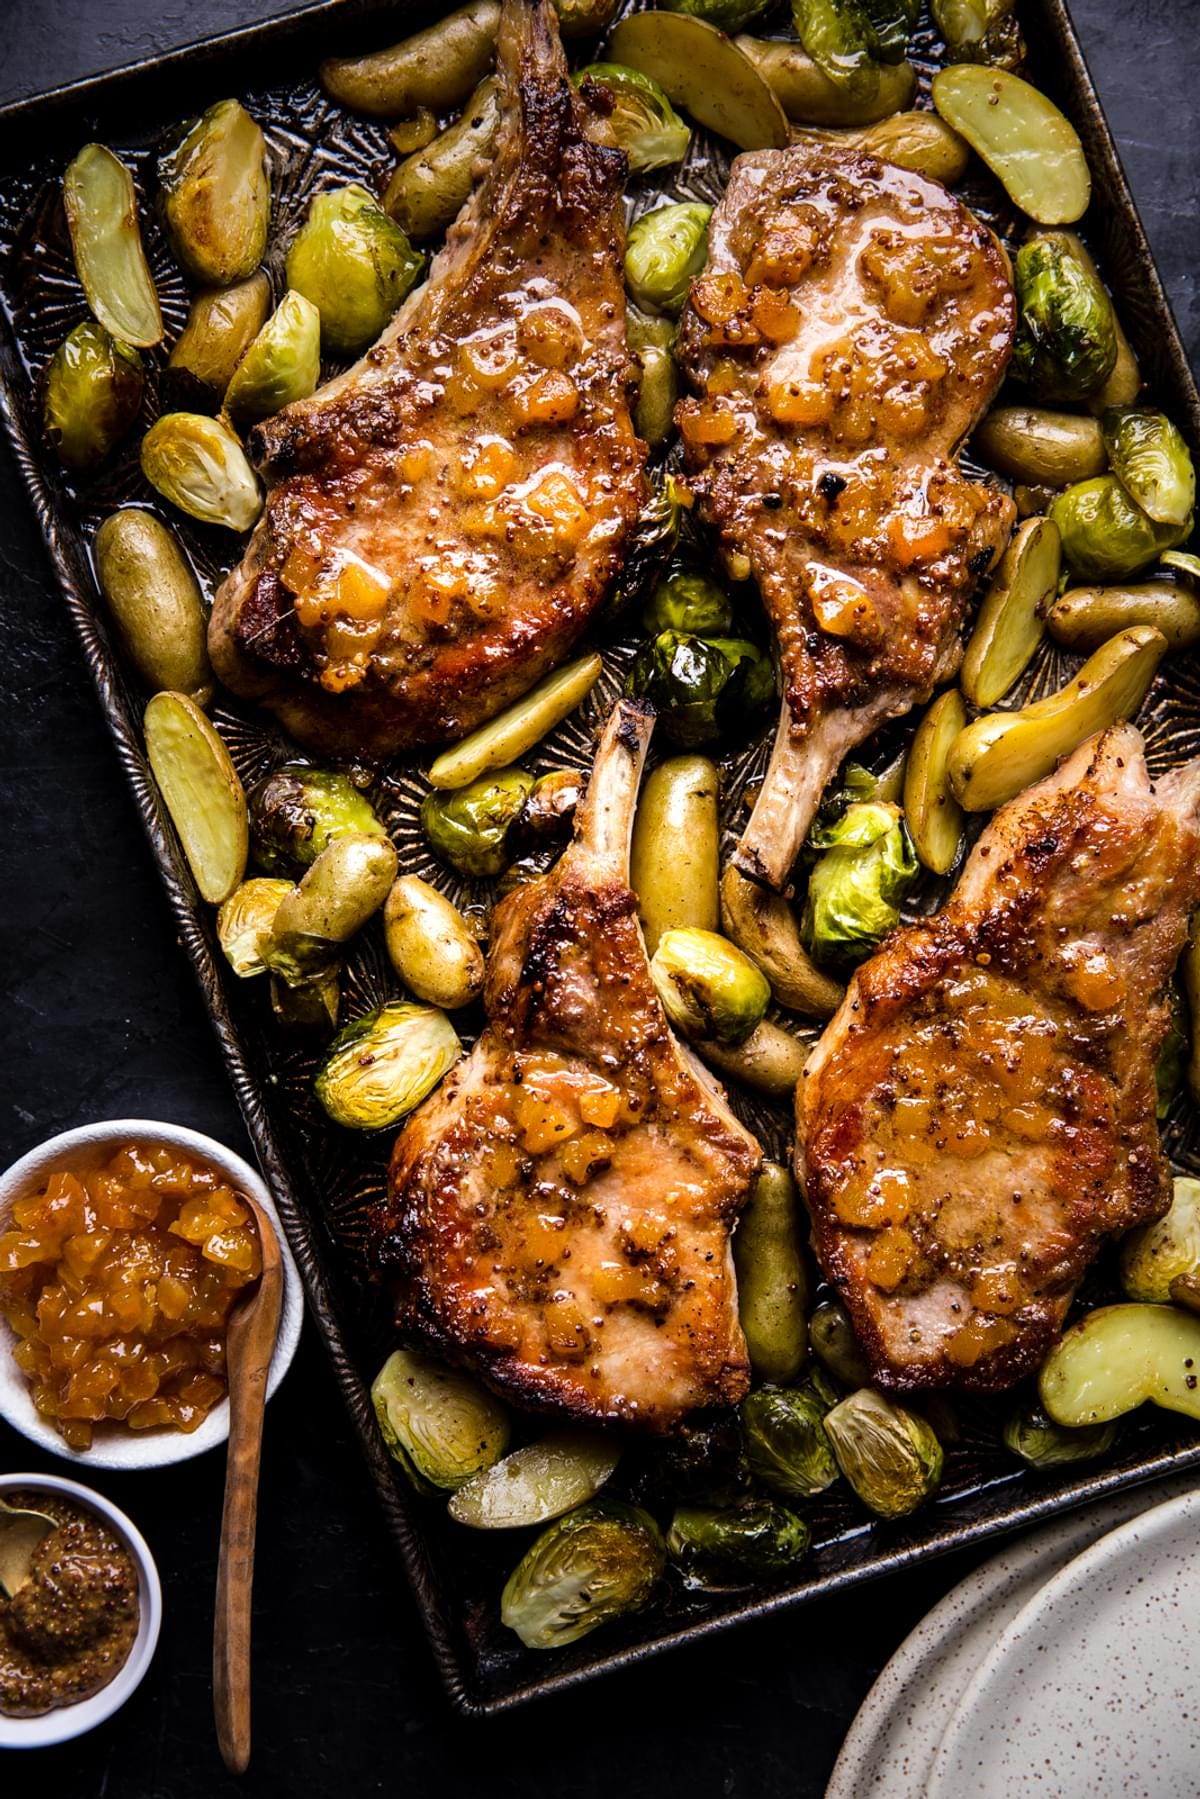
[0,1119,304,1469]
[0,1470,163,1749]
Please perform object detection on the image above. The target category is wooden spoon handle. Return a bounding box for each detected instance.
[214,1214,283,1775]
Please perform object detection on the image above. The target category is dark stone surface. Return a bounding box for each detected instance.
[0,4,1196,1794]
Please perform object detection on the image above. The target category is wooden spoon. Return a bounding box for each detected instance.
[213,1189,283,1775]
[0,1498,57,1598]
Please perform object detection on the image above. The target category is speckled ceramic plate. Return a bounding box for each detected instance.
[925,1487,1200,1799]
[827,1474,1200,1799]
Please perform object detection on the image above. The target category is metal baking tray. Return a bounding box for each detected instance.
[1,0,1197,1717]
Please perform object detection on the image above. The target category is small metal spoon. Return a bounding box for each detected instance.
[0,1498,58,1598]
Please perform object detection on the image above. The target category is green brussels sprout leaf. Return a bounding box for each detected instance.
[249,765,388,876]
[420,766,535,878]
[1103,407,1196,530]
[43,320,144,470]
[667,1502,811,1582]
[802,800,918,967]
[1013,234,1118,404]
[642,572,734,638]
[742,1384,840,1500]
[624,202,712,317]
[824,1388,944,1518]
[627,630,773,747]
[286,184,424,356]
[1050,475,1189,582]
[315,1001,461,1129]
[372,1347,509,1492]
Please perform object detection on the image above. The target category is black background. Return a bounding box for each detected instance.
[0,4,1197,1794]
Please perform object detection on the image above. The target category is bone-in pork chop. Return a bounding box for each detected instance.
[209,0,645,759]
[677,145,1016,888]
[370,700,762,1430]
[798,726,1200,1392]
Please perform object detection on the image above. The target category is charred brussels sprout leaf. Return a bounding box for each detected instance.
[315,1001,461,1129]
[159,99,270,287]
[625,203,712,316]
[43,320,143,469]
[286,184,424,356]
[575,63,691,172]
[249,765,387,877]
[225,289,322,427]
[372,1347,509,1492]
[1103,407,1196,530]
[650,927,770,1045]
[140,411,261,531]
[802,801,917,967]
[659,0,773,29]
[824,1388,943,1518]
[932,0,1022,67]
[742,1384,839,1499]
[1050,476,1188,581]
[1013,234,1118,405]
[642,572,734,638]
[1003,1402,1118,1469]
[627,631,773,747]
[667,1502,811,1580]
[500,1498,665,1649]
[420,767,535,878]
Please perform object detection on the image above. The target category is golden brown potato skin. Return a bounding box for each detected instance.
[798,726,1200,1393]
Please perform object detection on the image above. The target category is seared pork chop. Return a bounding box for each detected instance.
[677,146,1016,889]
[798,726,1200,1392]
[209,0,646,759]
[370,700,762,1430]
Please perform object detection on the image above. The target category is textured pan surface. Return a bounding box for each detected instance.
[0,0,1197,1715]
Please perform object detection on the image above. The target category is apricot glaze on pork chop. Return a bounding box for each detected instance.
[370,701,762,1430]
[677,144,1016,889]
[798,726,1200,1392]
[209,0,646,759]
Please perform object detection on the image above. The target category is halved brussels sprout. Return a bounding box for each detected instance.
[383,78,500,241]
[650,927,771,1045]
[903,689,966,877]
[625,203,712,317]
[320,2,500,118]
[144,691,248,904]
[719,866,844,1018]
[1046,579,1200,654]
[932,0,1022,68]
[166,272,272,412]
[1039,1303,1200,1428]
[792,0,909,101]
[1102,407,1196,530]
[94,509,213,703]
[270,967,340,1033]
[372,1346,509,1492]
[809,1299,872,1389]
[696,1017,815,1098]
[1003,1401,1117,1469]
[224,290,322,427]
[575,63,691,172]
[1050,476,1188,582]
[286,184,424,356]
[265,832,398,983]
[626,305,679,447]
[216,877,292,977]
[973,404,1108,489]
[642,572,733,638]
[63,143,163,349]
[734,1164,808,1386]
[448,1430,619,1529]
[631,756,721,955]
[823,1388,944,1518]
[500,1498,665,1649]
[1013,234,1118,405]
[667,1502,810,1580]
[383,875,484,1011]
[315,1001,461,1129]
[802,801,917,967]
[427,654,601,791]
[607,14,790,151]
[961,517,1060,709]
[1121,1176,1200,1307]
[931,66,1090,226]
[627,631,774,747]
[140,411,262,532]
[249,764,387,877]
[420,766,535,878]
[738,35,915,125]
[159,99,270,286]
[43,320,143,470]
[743,1383,839,1499]
[659,0,772,29]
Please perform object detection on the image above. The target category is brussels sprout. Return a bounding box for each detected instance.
[1050,476,1188,581]
[809,1299,872,1389]
[659,0,771,29]
[932,0,1022,68]
[166,272,272,412]
[144,691,248,905]
[224,290,322,427]
[249,764,387,877]
[791,0,915,101]
[608,14,790,151]
[427,654,601,790]
[932,67,1090,227]
[642,572,733,638]
[719,866,844,1018]
[62,143,163,349]
[626,305,679,448]
[802,801,917,967]
[383,78,500,241]
[742,1383,838,1500]
[624,203,712,317]
[1047,579,1200,654]
[140,411,262,532]
[575,63,691,173]
[265,832,398,983]
[500,1498,665,1650]
[737,35,915,125]
[1121,1176,1200,1306]
[286,184,424,356]
[372,1347,508,1492]
[216,877,292,977]
[448,1430,619,1529]
[903,689,967,878]
[627,631,773,748]
[1039,1303,1200,1429]
[631,756,720,956]
[420,766,535,878]
[43,320,143,470]
[667,1502,811,1580]
[316,1001,461,1129]
[159,100,270,287]
[650,927,770,1045]
[734,1164,808,1385]
[320,2,500,118]
[1003,1402,1118,1469]
[696,1017,815,1098]
[1102,407,1196,530]
[270,967,340,1033]
[383,874,484,1010]
[823,1388,944,1519]
[973,404,1108,489]
[1013,234,1118,405]
[94,509,213,703]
